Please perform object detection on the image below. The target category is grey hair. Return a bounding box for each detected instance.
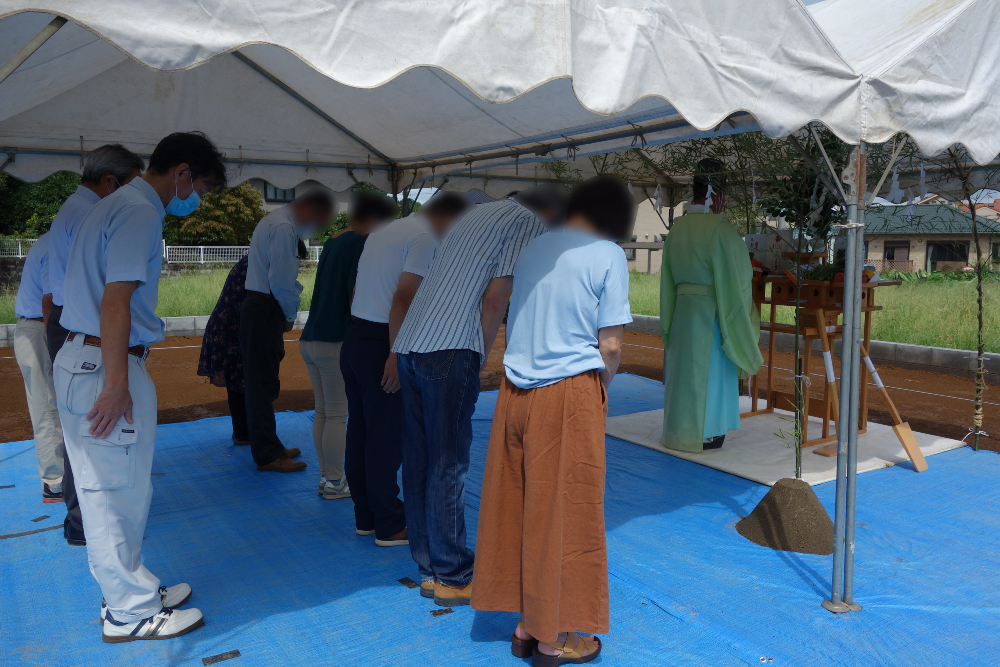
[82,144,146,185]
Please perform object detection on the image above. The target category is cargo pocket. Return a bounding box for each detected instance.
[77,421,137,490]
[53,347,103,415]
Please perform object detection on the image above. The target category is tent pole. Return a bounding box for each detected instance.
[864,136,907,208]
[232,51,395,167]
[823,144,862,614]
[843,144,867,611]
[0,16,67,86]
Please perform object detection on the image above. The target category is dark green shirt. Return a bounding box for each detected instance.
[300,231,367,343]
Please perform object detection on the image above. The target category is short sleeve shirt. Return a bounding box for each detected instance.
[48,185,101,306]
[351,215,437,324]
[14,233,51,319]
[59,178,167,347]
[503,229,632,389]
[392,199,545,359]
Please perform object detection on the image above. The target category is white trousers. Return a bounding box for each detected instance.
[13,318,64,490]
[299,339,348,481]
[53,335,161,623]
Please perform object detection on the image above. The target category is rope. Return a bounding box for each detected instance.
[961,428,989,443]
[629,122,647,148]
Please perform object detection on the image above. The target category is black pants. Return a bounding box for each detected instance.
[45,305,82,536]
[341,318,406,540]
[227,388,250,442]
[239,291,286,466]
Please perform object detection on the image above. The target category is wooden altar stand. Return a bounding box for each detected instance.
[742,275,901,451]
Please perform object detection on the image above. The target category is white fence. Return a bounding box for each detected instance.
[0,239,321,263]
[163,244,321,263]
[0,239,37,258]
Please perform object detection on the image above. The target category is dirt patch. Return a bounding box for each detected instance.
[0,329,995,453]
[736,477,834,555]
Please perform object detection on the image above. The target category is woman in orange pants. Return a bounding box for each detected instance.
[472,176,636,665]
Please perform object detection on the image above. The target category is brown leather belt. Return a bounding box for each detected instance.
[67,332,149,360]
[25,317,43,322]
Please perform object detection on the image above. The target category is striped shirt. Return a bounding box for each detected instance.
[393,199,545,359]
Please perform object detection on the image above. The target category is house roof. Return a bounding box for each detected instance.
[865,204,1000,236]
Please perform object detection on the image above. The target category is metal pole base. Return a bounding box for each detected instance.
[822,600,862,613]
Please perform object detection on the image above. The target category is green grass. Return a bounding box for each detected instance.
[154,269,317,318]
[628,270,661,316]
[771,281,1000,353]
[0,282,16,325]
[3,267,997,353]
[627,270,1000,353]
[0,268,317,323]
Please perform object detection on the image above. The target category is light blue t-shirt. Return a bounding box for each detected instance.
[60,178,167,347]
[14,233,51,319]
[244,206,303,322]
[503,229,632,389]
[48,185,101,307]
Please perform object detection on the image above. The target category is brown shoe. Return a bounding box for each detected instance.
[433,580,472,607]
[375,528,408,547]
[281,447,301,459]
[420,580,437,598]
[257,457,307,472]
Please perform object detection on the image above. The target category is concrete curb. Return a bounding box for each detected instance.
[0,312,309,348]
[627,313,999,384]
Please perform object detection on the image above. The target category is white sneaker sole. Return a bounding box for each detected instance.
[322,490,351,500]
[102,617,204,643]
[356,528,375,536]
[375,538,410,547]
[100,587,193,625]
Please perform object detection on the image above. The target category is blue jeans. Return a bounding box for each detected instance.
[399,349,480,587]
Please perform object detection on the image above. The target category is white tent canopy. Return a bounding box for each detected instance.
[1,0,998,197]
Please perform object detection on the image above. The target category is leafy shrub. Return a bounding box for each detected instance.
[163,183,268,245]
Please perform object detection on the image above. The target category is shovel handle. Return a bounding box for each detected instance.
[860,343,902,425]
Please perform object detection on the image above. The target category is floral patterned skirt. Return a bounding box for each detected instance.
[197,256,248,393]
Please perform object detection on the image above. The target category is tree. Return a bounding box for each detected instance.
[163,182,267,245]
[0,171,82,237]
[923,147,998,451]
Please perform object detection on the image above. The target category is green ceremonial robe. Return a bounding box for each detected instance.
[660,212,763,452]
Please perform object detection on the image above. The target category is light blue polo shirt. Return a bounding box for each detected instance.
[60,178,167,347]
[503,229,632,389]
[14,233,51,319]
[48,185,101,307]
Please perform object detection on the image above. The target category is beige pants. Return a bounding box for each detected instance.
[299,339,348,481]
[13,317,64,491]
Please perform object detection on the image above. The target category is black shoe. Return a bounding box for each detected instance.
[703,434,726,450]
[42,484,64,503]
[64,524,86,547]
[232,434,250,446]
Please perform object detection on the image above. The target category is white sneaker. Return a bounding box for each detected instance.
[101,584,192,624]
[102,607,204,643]
[318,476,327,495]
[322,477,351,500]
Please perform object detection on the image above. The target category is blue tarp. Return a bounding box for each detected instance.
[1,374,998,666]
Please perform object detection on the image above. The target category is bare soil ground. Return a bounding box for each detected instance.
[2,329,996,452]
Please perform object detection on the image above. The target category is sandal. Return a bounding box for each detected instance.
[511,622,538,658]
[532,632,601,666]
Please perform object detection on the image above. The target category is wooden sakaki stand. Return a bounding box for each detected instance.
[742,274,925,469]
